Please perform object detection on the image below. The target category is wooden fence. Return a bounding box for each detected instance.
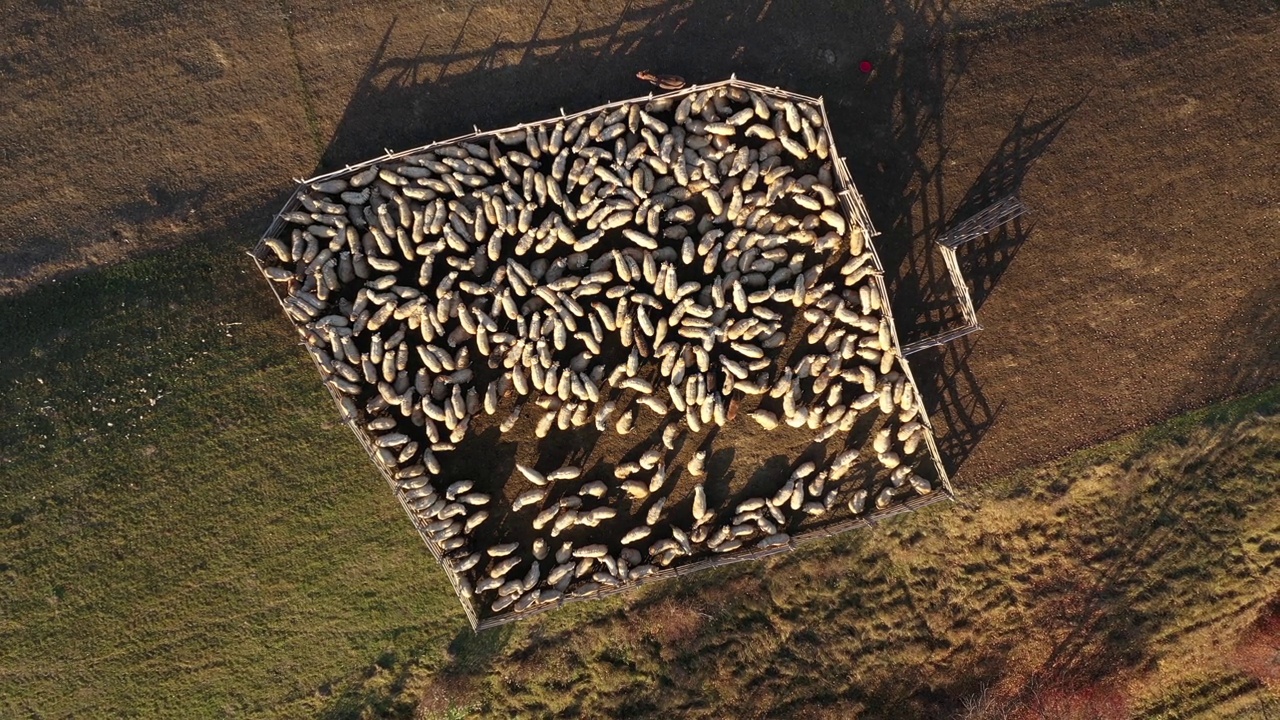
[250,76,957,630]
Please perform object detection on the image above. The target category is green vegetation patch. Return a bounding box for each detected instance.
[0,240,470,717]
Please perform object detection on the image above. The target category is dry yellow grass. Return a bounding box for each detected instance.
[313,387,1280,718]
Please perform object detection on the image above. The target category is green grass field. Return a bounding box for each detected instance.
[1,237,1277,718]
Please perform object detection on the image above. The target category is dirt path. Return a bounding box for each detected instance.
[2,0,1276,487]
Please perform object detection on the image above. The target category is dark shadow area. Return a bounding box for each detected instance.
[948,97,1082,226]
[438,427,520,496]
[817,0,996,482]
[946,97,1082,311]
[1222,273,1280,396]
[317,632,518,720]
[1013,423,1274,710]
[907,335,1004,477]
[725,454,791,514]
[532,422,604,470]
[316,0,861,176]
[890,93,1080,340]
[116,180,212,230]
[877,88,1082,344]
[316,626,510,719]
[438,426,520,547]
[955,215,1034,313]
[445,623,515,675]
[0,171,292,301]
[834,2,1079,477]
[892,97,1079,476]
[839,0,970,340]
[0,188,296,418]
[318,663,419,720]
[701,446,736,502]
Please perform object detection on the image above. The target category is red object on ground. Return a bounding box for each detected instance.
[859,60,873,73]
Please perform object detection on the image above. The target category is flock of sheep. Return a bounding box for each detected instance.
[255,80,943,623]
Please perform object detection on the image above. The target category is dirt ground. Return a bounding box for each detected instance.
[2,0,1277,497]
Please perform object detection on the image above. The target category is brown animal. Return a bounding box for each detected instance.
[636,70,686,90]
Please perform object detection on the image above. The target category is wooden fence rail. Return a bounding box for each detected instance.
[251,77,957,630]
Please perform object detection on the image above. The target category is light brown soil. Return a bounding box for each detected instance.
[3,0,1278,496]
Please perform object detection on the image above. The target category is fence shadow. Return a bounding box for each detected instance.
[315,0,844,176]
[907,335,1004,478]
[853,23,1079,477]
[949,97,1082,224]
[913,99,1079,476]
[949,97,1082,311]
[824,0,1002,479]
[841,0,970,344]
[881,90,1082,344]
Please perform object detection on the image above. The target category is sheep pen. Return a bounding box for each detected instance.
[250,77,954,629]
